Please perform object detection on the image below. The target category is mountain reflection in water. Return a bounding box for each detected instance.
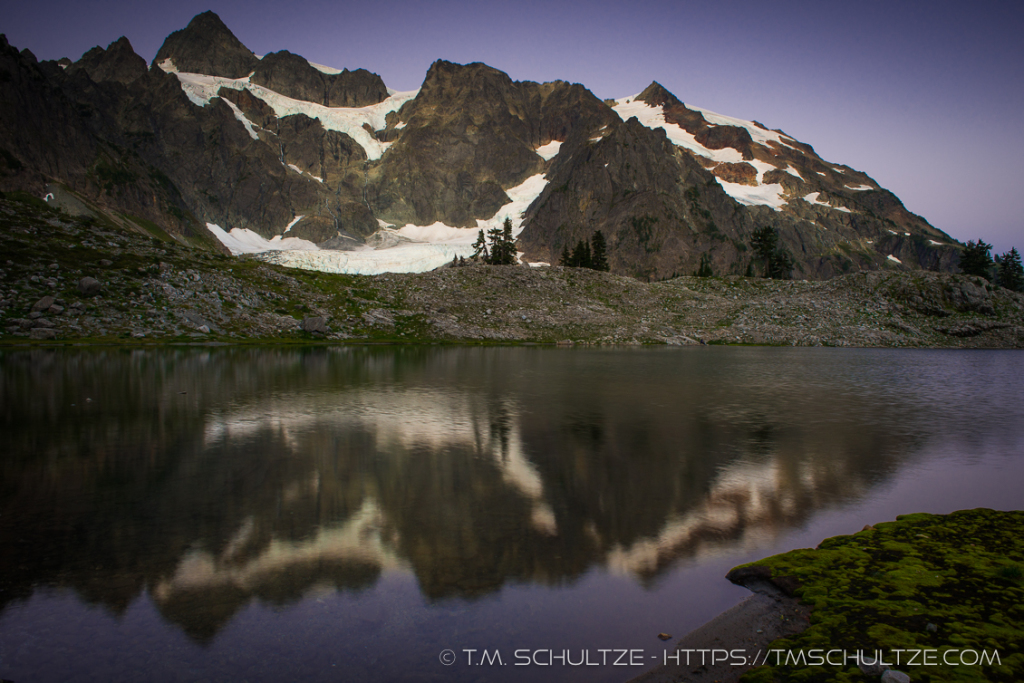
[1,346,1021,680]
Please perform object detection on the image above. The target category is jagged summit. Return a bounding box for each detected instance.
[153,11,258,78]
[67,36,147,85]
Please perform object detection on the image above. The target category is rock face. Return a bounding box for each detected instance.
[369,60,619,227]
[0,11,966,281]
[250,51,388,107]
[153,11,258,77]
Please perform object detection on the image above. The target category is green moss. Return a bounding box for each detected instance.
[736,509,1024,682]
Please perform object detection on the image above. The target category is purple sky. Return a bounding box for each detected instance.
[4,0,1022,252]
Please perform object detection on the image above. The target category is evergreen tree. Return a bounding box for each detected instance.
[998,247,1024,292]
[570,239,592,268]
[591,231,610,271]
[472,230,488,261]
[749,226,793,279]
[750,226,778,276]
[559,244,571,266]
[695,253,713,277]
[767,247,794,279]
[960,239,994,279]
[483,218,517,265]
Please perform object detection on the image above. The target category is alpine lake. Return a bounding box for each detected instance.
[1,345,1022,683]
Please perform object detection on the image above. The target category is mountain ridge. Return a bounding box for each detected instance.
[0,11,962,280]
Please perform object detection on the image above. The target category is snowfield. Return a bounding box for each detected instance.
[208,174,550,275]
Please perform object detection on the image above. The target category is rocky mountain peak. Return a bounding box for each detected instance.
[153,11,258,78]
[67,36,147,85]
[637,81,682,108]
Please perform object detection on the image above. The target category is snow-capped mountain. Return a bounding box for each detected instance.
[0,11,959,278]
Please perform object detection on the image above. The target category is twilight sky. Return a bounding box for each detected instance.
[3,0,1022,252]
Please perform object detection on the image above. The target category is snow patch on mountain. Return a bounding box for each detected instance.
[612,97,743,164]
[534,141,562,160]
[846,184,874,191]
[162,65,418,160]
[686,105,796,150]
[283,215,304,233]
[307,60,342,75]
[207,224,319,255]
[803,192,852,213]
[209,174,549,274]
[220,98,260,139]
[613,96,800,210]
[716,180,786,210]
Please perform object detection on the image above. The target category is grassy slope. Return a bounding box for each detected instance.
[730,509,1024,682]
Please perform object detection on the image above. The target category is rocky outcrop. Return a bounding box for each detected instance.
[250,50,388,107]
[153,11,259,78]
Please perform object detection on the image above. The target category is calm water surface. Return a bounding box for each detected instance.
[1,346,1022,682]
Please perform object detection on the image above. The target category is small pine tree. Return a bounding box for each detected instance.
[960,239,994,279]
[472,230,488,261]
[998,247,1023,292]
[591,230,610,271]
[744,260,754,278]
[695,253,713,277]
[559,244,571,266]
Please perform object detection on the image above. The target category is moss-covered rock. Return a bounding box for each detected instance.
[729,508,1024,682]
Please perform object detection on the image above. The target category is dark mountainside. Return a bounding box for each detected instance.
[0,11,967,283]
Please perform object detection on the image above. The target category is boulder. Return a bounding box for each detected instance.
[302,316,328,334]
[29,328,57,340]
[31,295,55,312]
[78,277,101,297]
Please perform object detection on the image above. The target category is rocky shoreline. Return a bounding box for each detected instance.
[2,193,1024,348]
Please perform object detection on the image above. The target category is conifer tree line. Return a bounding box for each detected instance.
[960,239,1023,292]
[559,231,610,271]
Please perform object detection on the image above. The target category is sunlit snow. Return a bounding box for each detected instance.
[845,184,874,191]
[888,255,902,264]
[283,215,304,233]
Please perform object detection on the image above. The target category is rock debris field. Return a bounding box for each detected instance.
[2,194,1023,348]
